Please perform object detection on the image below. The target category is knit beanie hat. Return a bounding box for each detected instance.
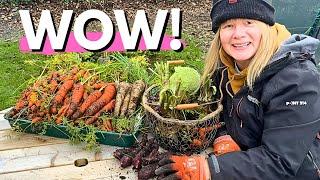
[211,0,275,32]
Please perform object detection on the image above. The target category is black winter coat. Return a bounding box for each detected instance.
[207,35,320,180]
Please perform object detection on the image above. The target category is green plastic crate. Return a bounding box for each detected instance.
[5,116,139,147]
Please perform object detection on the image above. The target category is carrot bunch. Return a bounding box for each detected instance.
[8,67,119,131]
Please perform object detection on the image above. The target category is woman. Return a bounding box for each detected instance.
[155,0,320,179]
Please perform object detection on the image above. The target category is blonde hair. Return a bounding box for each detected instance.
[202,21,278,89]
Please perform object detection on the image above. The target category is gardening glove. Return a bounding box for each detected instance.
[155,155,210,180]
[213,135,240,156]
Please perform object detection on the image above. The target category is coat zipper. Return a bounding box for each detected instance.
[236,97,244,128]
[307,151,320,178]
[229,104,234,118]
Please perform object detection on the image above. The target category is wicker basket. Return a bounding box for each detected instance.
[142,85,223,154]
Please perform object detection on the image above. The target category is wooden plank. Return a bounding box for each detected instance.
[0,120,11,131]
[0,108,11,114]
[0,143,120,175]
[0,110,12,131]
[0,159,137,179]
[0,130,68,151]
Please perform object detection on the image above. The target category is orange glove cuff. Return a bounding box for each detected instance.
[213,135,241,156]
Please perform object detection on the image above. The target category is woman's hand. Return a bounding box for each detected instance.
[213,135,241,156]
[155,155,211,180]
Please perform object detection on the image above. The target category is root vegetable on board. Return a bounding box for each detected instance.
[85,99,116,125]
[50,79,74,114]
[49,79,58,93]
[66,83,85,118]
[127,80,146,116]
[137,163,158,180]
[114,82,131,117]
[103,119,113,131]
[72,90,103,119]
[28,92,38,108]
[119,85,132,117]
[83,83,116,117]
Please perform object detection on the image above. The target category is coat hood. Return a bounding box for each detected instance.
[270,34,320,65]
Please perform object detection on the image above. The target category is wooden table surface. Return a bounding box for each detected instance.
[0,108,137,180]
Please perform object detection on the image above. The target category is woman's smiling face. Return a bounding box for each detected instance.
[220,19,262,69]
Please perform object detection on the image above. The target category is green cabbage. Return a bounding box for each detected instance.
[169,66,201,95]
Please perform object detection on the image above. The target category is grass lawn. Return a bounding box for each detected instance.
[0,35,205,111]
[0,41,49,110]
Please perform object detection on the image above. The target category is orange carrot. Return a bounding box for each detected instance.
[79,90,102,113]
[71,90,103,120]
[51,71,60,79]
[49,79,58,93]
[28,92,38,108]
[175,103,200,110]
[70,67,79,75]
[56,104,70,124]
[15,99,27,111]
[32,117,42,123]
[84,84,116,117]
[93,83,107,90]
[103,119,113,131]
[192,139,202,147]
[50,79,73,114]
[75,69,86,80]
[66,83,84,117]
[83,90,89,100]
[167,60,185,66]
[85,99,116,125]
[53,80,74,104]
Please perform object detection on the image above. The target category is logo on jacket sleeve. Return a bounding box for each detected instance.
[285,100,307,106]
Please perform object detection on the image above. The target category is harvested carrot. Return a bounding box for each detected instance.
[52,71,60,79]
[119,86,131,117]
[192,139,202,147]
[55,116,64,124]
[103,119,113,131]
[74,69,86,80]
[84,84,116,117]
[57,104,69,117]
[167,60,185,66]
[114,82,130,117]
[28,92,38,108]
[70,67,79,75]
[49,79,58,93]
[36,111,45,117]
[53,80,74,104]
[66,83,85,117]
[71,90,103,120]
[126,80,145,116]
[15,99,27,111]
[85,99,116,125]
[175,103,200,110]
[63,95,71,106]
[93,83,107,90]
[35,100,41,107]
[83,90,89,100]
[30,104,37,112]
[50,79,73,114]
[32,117,42,123]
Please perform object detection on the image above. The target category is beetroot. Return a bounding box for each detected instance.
[120,156,133,168]
[137,163,158,180]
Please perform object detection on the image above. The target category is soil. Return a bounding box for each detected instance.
[0,0,214,50]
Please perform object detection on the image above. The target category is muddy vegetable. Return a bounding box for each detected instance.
[137,163,158,180]
[127,80,146,116]
[120,156,133,168]
[114,82,131,117]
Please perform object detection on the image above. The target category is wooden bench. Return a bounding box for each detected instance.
[0,108,137,179]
